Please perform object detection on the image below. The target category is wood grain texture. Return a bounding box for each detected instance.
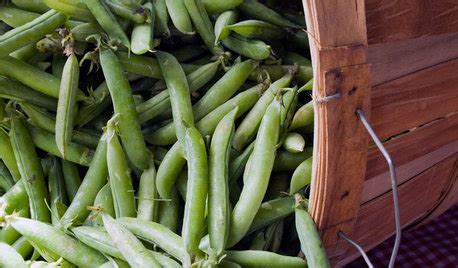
[371,59,458,140]
[366,0,458,44]
[362,113,458,202]
[368,32,458,86]
[331,155,457,266]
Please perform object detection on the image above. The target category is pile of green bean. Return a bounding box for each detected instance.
[0,0,330,267]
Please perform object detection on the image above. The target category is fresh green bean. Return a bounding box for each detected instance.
[100,47,149,170]
[116,51,162,78]
[152,0,170,36]
[61,160,81,202]
[102,213,161,267]
[155,50,194,145]
[131,2,155,54]
[20,103,99,148]
[106,118,136,218]
[208,109,237,256]
[0,77,57,111]
[9,43,40,62]
[5,216,108,266]
[155,143,186,199]
[165,0,193,34]
[50,54,65,78]
[0,161,14,192]
[239,0,300,29]
[175,168,188,201]
[147,59,257,145]
[214,10,238,45]
[11,0,50,13]
[0,129,20,181]
[202,0,243,14]
[117,217,188,262]
[0,208,29,244]
[56,54,79,159]
[182,125,208,258]
[0,241,27,267]
[295,194,330,268]
[137,155,157,221]
[273,148,313,172]
[47,157,68,226]
[70,22,103,42]
[227,20,285,40]
[42,0,95,21]
[250,65,312,84]
[283,132,305,153]
[76,82,111,127]
[12,236,34,259]
[86,183,114,226]
[290,157,312,195]
[0,180,28,215]
[232,71,294,151]
[249,196,296,234]
[0,6,40,28]
[222,34,271,60]
[105,0,148,24]
[225,250,306,268]
[228,98,281,247]
[60,132,108,227]
[10,114,51,223]
[290,101,314,130]
[82,0,130,48]
[28,126,94,167]
[157,187,180,232]
[184,0,222,54]
[228,141,254,184]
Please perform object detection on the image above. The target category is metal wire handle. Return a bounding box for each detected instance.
[339,109,402,268]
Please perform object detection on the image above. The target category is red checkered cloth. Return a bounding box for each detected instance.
[346,204,458,267]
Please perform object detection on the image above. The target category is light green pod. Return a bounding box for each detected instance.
[42,0,95,21]
[202,0,243,14]
[222,34,271,60]
[227,20,285,40]
[214,10,238,45]
[0,130,20,181]
[165,0,193,34]
[283,132,305,153]
[290,101,314,130]
[0,242,27,268]
[290,157,313,194]
[137,156,157,222]
[131,2,155,54]
[238,0,300,29]
[0,6,40,27]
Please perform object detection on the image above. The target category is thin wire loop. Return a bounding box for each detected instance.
[338,232,374,268]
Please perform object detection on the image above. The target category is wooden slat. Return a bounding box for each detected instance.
[371,59,458,139]
[368,32,458,86]
[366,0,458,44]
[362,113,458,202]
[331,155,457,266]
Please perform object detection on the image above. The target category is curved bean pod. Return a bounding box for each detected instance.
[208,109,237,256]
[157,187,180,232]
[42,0,95,21]
[228,98,281,247]
[289,157,313,194]
[249,196,296,234]
[70,22,104,42]
[214,10,238,45]
[137,155,157,221]
[0,180,28,215]
[238,0,300,29]
[152,0,170,36]
[0,6,40,28]
[283,132,305,153]
[47,157,68,226]
[166,0,193,34]
[225,250,306,268]
[86,183,114,226]
[131,2,155,55]
[222,34,271,60]
[0,241,27,268]
[249,65,313,84]
[273,148,313,172]
[202,0,243,14]
[0,130,20,181]
[0,162,14,192]
[60,160,81,202]
[289,101,314,130]
[228,141,254,184]
[100,47,149,170]
[227,20,285,40]
[155,142,186,199]
[11,0,49,13]
[105,0,148,24]
[11,236,34,259]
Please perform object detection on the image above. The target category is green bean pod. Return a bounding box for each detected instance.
[131,2,155,55]
[225,250,306,268]
[72,226,181,268]
[220,260,242,268]
[86,183,114,226]
[183,0,222,54]
[282,51,311,66]
[0,208,29,244]
[11,236,34,259]
[222,34,271,60]
[28,126,94,167]
[76,82,111,127]
[60,132,108,227]
[250,65,313,84]
[165,0,194,34]
[0,180,28,215]
[295,194,330,268]
[196,83,264,137]
[105,0,148,24]
[157,187,180,232]
[102,213,161,267]
[227,20,285,40]
[70,22,104,42]
[271,148,311,173]
[202,0,243,14]
[82,0,130,48]
[228,141,254,184]
[118,217,187,261]
[228,98,281,247]
[100,47,149,170]
[116,51,163,79]
[42,0,95,21]
[61,160,81,202]
[152,0,170,36]
[47,157,68,226]
[106,118,136,218]
[232,71,294,151]
[208,109,237,256]
[182,126,208,258]
[155,142,186,199]
[249,196,296,234]
[0,162,14,192]
[137,60,220,124]
[5,216,108,266]
[290,157,313,195]
[11,0,49,13]
[147,59,258,145]
[0,130,21,181]
[137,155,157,221]
[283,132,305,153]
[238,0,300,29]
[214,10,238,45]
[0,10,67,57]
[0,6,40,28]
[56,54,80,159]
[0,241,27,267]
[10,115,51,223]
[290,101,314,130]
[0,77,57,112]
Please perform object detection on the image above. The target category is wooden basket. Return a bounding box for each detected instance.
[302,0,458,266]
